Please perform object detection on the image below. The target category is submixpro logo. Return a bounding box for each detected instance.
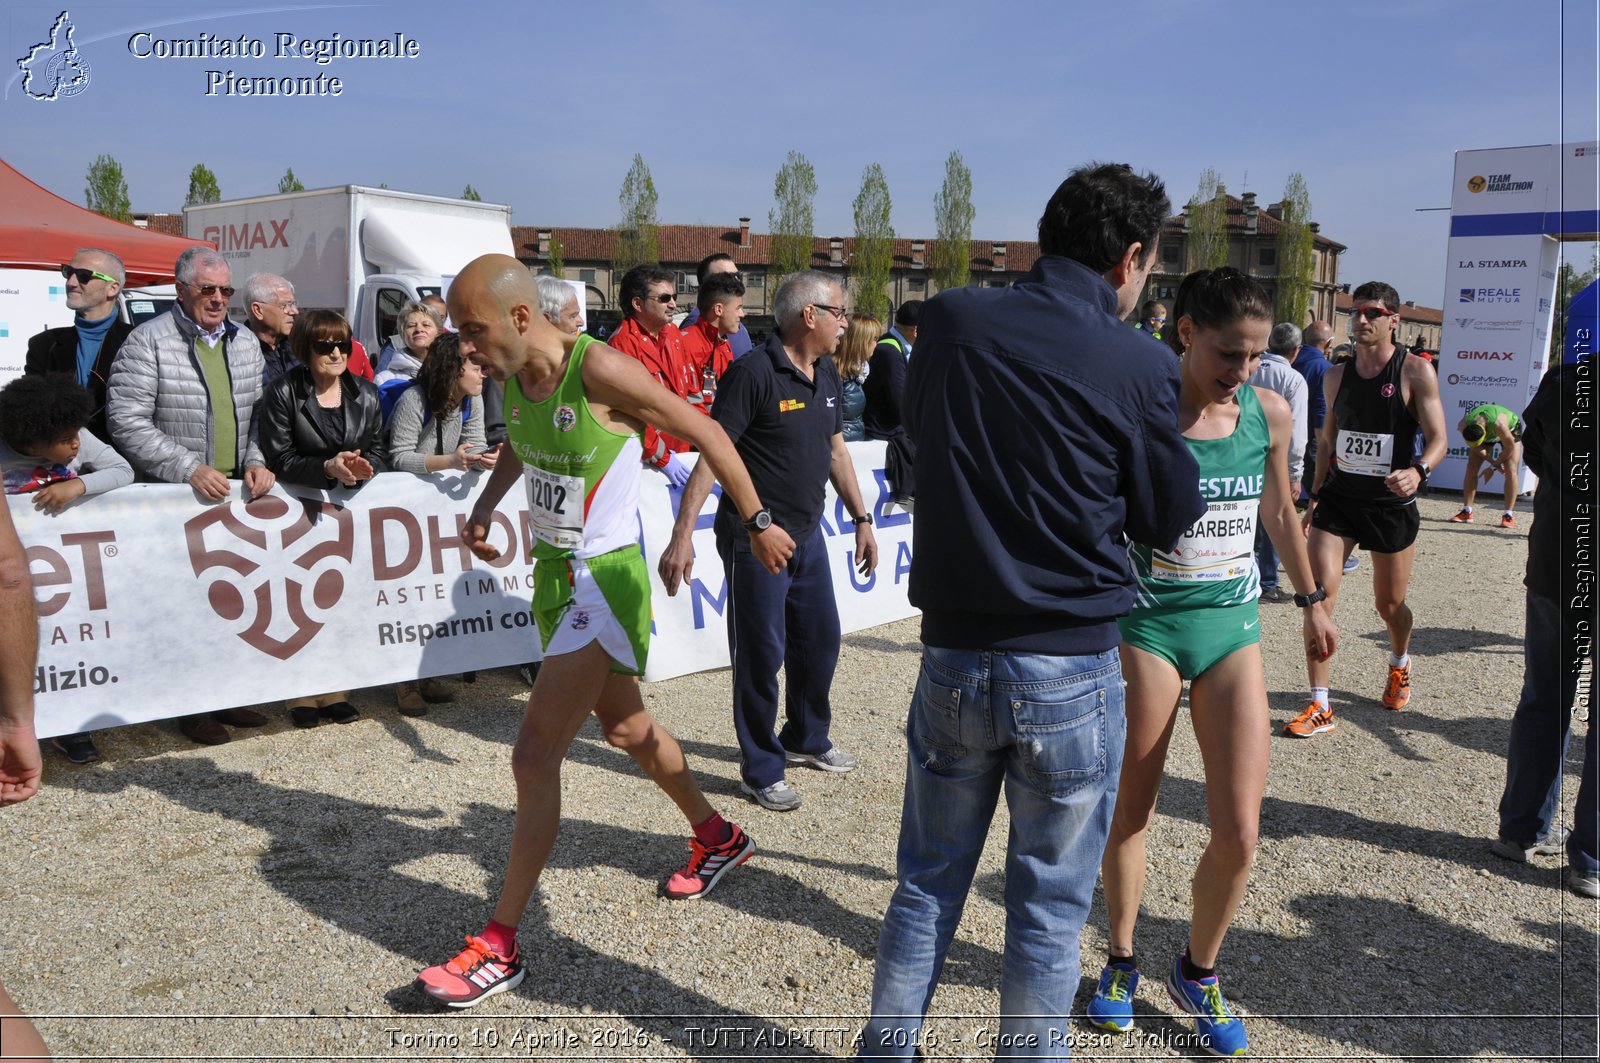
[185,496,355,660]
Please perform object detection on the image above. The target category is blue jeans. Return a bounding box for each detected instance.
[1498,592,1598,875]
[858,646,1124,1061]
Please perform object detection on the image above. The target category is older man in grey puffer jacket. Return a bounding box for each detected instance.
[108,247,275,502]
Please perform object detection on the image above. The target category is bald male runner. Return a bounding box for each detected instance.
[415,256,794,1008]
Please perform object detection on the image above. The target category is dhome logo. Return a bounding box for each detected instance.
[185,496,355,660]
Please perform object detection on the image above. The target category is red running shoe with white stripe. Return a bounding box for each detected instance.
[664,823,755,899]
[415,936,524,1008]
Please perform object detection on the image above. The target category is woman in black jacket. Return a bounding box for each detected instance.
[259,310,388,727]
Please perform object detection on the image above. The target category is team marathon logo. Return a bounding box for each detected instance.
[1466,173,1536,194]
[554,404,577,432]
[16,10,92,100]
[184,495,356,661]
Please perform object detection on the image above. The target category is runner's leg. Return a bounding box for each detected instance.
[1370,545,1417,660]
[492,640,615,926]
[594,673,715,827]
[1101,644,1183,956]
[1185,644,1271,967]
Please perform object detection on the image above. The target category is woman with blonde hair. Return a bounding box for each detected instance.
[833,312,878,442]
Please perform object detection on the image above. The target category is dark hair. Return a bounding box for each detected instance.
[1351,280,1400,312]
[289,309,352,366]
[0,375,94,452]
[1037,162,1169,273]
[1140,300,1165,318]
[1462,418,1488,447]
[1166,268,1273,356]
[697,271,746,313]
[895,300,923,328]
[619,265,675,319]
[696,252,737,286]
[417,332,467,418]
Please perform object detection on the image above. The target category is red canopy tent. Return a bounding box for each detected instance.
[0,158,207,284]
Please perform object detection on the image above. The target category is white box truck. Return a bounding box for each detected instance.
[182,186,515,355]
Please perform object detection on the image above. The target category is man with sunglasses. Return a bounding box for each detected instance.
[1134,299,1167,340]
[609,265,698,488]
[660,271,878,813]
[107,246,276,744]
[25,250,133,445]
[1289,282,1446,738]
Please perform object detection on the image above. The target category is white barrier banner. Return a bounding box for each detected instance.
[10,443,916,738]
[0,267,73,386]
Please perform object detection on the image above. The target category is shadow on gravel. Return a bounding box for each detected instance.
[842,633,923,655]
[1051,900,1597,1059]
[1379,625,1521,657]
[119,758,917,1059]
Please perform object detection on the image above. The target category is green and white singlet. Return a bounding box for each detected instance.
[504,334,651,674]
[505,334,643,562]
[1128,384,1271,610]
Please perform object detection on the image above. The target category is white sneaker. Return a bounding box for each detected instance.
[740,779,802,811]
[784,746,859,773]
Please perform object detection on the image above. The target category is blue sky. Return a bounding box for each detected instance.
[4,0,1596,308]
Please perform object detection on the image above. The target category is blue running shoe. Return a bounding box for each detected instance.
[1165,954,1248,1056]
[1085,962,1139,1031]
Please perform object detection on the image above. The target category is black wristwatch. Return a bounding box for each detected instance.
[1293,584,1328,608]
[849,513,873,527]
[1411,460,1431,484]
[744,508,773,532]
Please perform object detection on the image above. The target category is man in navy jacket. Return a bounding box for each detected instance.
[858,162,1205,1060]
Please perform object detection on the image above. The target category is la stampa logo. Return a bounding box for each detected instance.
[16,10,91,101]
[184,496,356,660]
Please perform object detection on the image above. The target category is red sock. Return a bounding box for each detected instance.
[480,919,517,957]
[693,812,732,847]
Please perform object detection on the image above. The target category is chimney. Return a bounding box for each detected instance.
[1266,200,1284,220]
[738,217,750,248]
[1241,192,1257,234]
[537,230,551,256]
[1308,221,1321,234]
[912,240,925,269]
[992,243,1007,272]
[830,237,843,267]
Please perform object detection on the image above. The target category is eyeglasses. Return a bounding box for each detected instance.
[1351,306,1396,321]
[183,281,236,298]
[309,339,347,356]
[61,265,117,285]
[811,303,847,319]
[647,293,676,305]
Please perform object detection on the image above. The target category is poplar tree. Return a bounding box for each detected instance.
[185,163,221,206]
[614,154,660,274]
[84,154,131,222]
[278,168,305,193]
[461,184,482,201]
[547,235,566,279]
[769,151,818,287]
[1274,173,1316,323]
[852,163,894,321]
[1186,168,1229,271]
[932,150,974,291]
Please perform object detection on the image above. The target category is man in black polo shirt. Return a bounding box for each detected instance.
[660,270,879,811]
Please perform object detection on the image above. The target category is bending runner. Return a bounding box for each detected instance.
[415,255,794,1008]
[1087,269,1338,1056]
[1448,402,1523,528]
[1288,281,1445,736]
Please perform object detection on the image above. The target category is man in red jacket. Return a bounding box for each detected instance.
[608,265,697,486]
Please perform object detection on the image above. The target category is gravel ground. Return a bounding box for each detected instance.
[1,493,1596,1061]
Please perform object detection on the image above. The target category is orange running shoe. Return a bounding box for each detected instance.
[1283,702,1337,737]
[415,936,524,1008]
[1448,509,1473,523]
[1499,514,1516,529]
[665,823,755,899]
[1382,662,1411,710]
